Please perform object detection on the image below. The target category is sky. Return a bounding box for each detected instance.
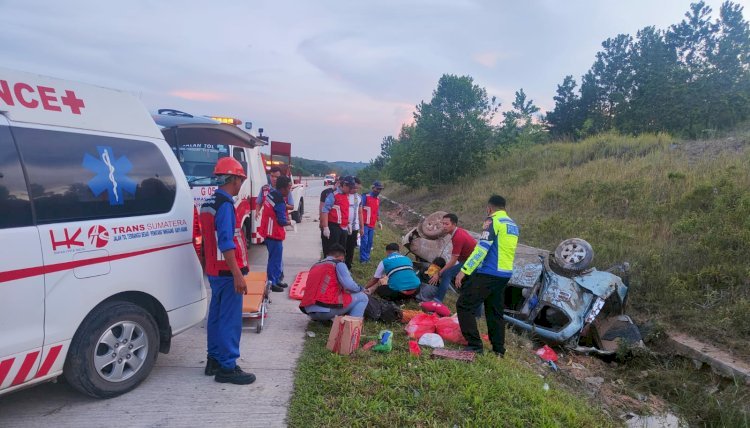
[1,0,747,161]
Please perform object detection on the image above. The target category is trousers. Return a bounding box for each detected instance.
[265,238,283,285]
[307,292,369,320]
[345,229,359,269]
[435,262,463,302]
[206,275,243,370]
[359,226,375,262]
[456,273,509,354]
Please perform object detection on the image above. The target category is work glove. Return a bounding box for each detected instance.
[378,221,383,230]
[347,224,353,234]
[323,226,330,238]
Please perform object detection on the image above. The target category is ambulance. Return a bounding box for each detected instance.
[152,109,304,245]
[0,69,207,398]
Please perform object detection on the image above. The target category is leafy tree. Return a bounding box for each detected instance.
[545,75,581,138]
[497,89,544,146]
[388,74,495,187]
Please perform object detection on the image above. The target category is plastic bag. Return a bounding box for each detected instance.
[535,345,558,362]
[418,333,445,348]
[435,315,468,345]
[420,301,451,317]
[405,313,438,339]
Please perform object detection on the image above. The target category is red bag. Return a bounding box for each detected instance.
[535,345,558,362]
[419,301,451,317]
[435,315,468,345]
[405,313,438,339]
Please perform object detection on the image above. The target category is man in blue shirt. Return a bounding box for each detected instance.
[300,244,369,321]
[201,157,255,385]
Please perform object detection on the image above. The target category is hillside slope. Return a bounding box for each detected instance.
[387,132,750,356]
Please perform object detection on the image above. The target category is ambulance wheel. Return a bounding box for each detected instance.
[291,199,304,223]
[64,301,159,398]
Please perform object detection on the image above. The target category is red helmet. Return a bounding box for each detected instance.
[214,157,247,179]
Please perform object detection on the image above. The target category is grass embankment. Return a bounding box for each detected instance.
[288,225,616,428]
[385,132,750,426]
[387,132,750,355]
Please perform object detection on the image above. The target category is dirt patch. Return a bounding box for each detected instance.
[671,135,750,163]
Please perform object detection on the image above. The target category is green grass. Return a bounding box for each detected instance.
[386,131,750,356]
[384,131,750,426]
[289,225,617,428]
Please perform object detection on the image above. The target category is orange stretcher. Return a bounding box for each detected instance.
[242,271,269,333]
[288,271,309,300]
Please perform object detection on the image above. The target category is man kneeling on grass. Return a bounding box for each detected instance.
[299,243,369,321]
[363,243,421,301]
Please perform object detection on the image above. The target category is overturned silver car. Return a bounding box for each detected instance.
[403,211,643,354]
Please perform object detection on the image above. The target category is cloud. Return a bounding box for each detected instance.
[473,51,510,68]
[168,90,231,102]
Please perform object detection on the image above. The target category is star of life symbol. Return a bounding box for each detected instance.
[83,146,137,205]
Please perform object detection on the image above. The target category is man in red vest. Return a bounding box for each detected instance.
[259,176,292,292]
[200,157,255,385]
[299,243,369,321]
[359,180,384,263]
[320,175,354,250]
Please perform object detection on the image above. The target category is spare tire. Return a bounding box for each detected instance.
[419,211,448,239]
[554,238,594,272]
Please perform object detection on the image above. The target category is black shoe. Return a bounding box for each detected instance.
[271,284,284,292]
[204,356,219,376]
[463,346,484,354]
[215,366,256,385]
[494,351,505,358]
[277,282,289,288]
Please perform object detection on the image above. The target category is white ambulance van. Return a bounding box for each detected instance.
[0,69,207,398]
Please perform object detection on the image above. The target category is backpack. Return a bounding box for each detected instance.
[364,296,403,323]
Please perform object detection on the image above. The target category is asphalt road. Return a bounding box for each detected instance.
[0,179,327,428]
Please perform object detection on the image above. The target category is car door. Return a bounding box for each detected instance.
[0,118,44,391]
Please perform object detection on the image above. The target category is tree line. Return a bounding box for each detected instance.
[360,1,750,188]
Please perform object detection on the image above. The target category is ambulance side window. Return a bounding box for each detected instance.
[14,127,177,224]
[0,125,32,229]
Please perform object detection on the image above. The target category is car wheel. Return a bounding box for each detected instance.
[298,198,304,217]
[554,238,594,272]
[418,211,448,239]
[64,301,159,398]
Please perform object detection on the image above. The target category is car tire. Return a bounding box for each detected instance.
[64,301,159,399]
[418,211,448,239]
[553,238,594,272]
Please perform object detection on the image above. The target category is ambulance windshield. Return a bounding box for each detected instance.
[171,143,230,186]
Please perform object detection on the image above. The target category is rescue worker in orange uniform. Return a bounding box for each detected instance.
[259,176,291,292]
[299,243,369,321]
[200,157,255,385]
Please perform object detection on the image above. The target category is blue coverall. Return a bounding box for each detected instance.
[206,189,243,371]
[265,189,289,285]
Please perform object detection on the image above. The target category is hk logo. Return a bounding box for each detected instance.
[88,225,110,248]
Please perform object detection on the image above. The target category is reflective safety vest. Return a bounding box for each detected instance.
[328,191,350,227]
[361,193,380,229]
[299,259,352,311]
[382,253,420,291]
[259,190,286,241]
[200,190,248,277]
[461,210,518,278]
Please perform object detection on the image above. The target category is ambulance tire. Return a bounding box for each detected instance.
[64,301,159,399]
[243,220,252,248]
[291,199,304,223]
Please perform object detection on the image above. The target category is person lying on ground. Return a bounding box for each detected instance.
[299,243,368,322]
[363,243,421,301]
